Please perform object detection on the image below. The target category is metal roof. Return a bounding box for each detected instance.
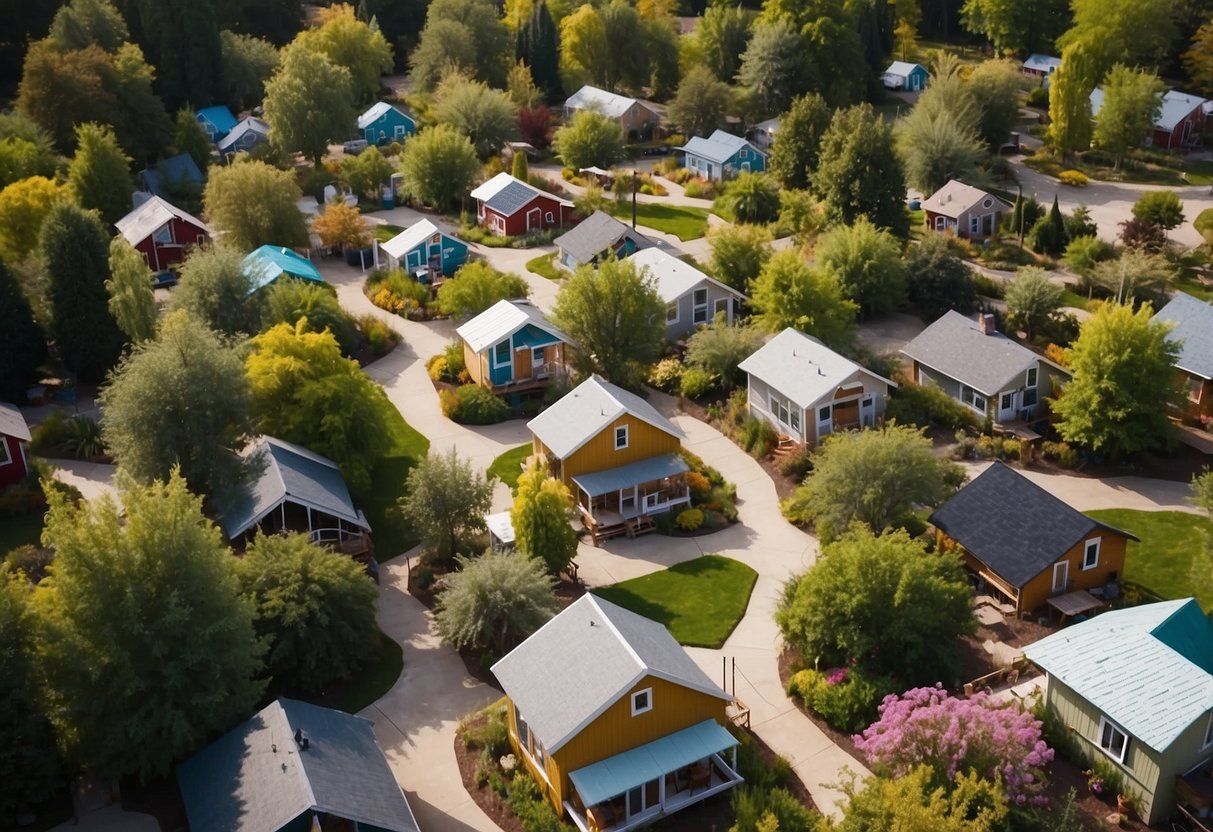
[628,247,746,305]
[1023,54,1061,72]
[571,452,689,497]
[527,375,683,459]
[1154,293,1213,380]
[114,195,209,247]
[738,328,895,411]
[679,129,759,165]
[197,106,238,136]
[922,179,1012,219]
[217,117,269,152]
[553,210,653,264]
[884,61,927,78]
[357,101,413,130]
[469,172,571,216]
[177,697,420,832]
[900,310,1053,396]
[1090,88,1207,133]
[564,85,644,119]
[243,246,325,293]
[379,219,448,260]
[491,594,730,754]
[456,299,571,352]
[0,402,31,442]
[1024,599,1213,752]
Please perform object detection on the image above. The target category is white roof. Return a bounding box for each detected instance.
[485,511,515,545]
[1023,54,1061,72]
[1090,88,1207,133]
[217,116,269,152]
[456,299,570,352]
[527,375,683,459]
[468,171,519,202]
[564,85,643,119]
[629,247,745,305]
[753,117,779,135]
[114,195,208,246]
[379,219,443,260]
[922,179,1011,219]
[0,402,31,442]
[738,328,895,410]
[884,61,926,78]
[679,129,758,165]
[357,101,405,129]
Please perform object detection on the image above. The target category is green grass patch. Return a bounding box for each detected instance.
[1058,288,1091,311]
[306,626,404,713]
[359,386,430,561]
[488,444,531,491]
[607,202,710,241]
[1177,276,1213,304]
[526,252,561,281]
[1085,509,1213,611]
[592,554,758,648]
[0,513,43,559]
[373,224,404,244]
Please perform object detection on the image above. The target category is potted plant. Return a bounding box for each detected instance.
[1116,792,1133,816]
[1084,770,1105,797]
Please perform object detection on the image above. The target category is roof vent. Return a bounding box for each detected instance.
[294,729,310,751]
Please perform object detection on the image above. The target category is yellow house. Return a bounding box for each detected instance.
[491,594,743,831]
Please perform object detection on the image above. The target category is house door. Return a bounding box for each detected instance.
[998,391,1017,422]
[816,404,833,437]
[526,207,541,231]
[406,250,422,271]
[861,396,875,427]
[1052,561,1069,594]
[982,213,995,236]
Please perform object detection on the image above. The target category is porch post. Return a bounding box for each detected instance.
[306,506,313,534]
[280,502,286,530]
[659,773,666,810]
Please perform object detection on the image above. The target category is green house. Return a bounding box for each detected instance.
[1024,599,1213,825]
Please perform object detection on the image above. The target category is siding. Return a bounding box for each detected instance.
[665,281,737,340]
[464,341,486,386]
[746,375,807,445]
[560,416,681,485]
[1017,533,1127,612]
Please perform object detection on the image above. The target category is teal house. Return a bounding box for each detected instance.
[378,219,467,281]
[457,299,575,400]
[357,102,416,145]
[679,130,766,182]
[197,105,238,142]
[243,245,325,294]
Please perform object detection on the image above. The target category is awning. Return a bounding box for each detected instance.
[568,719,737,808]
[571,453,689,498]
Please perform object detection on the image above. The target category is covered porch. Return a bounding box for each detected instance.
[571,453,691,545]
[563,720,743,832]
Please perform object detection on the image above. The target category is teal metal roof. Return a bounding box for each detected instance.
[243,246,325,293]
[568,719,738,807]
[1024,599,1213,751]
[571,453,689,498]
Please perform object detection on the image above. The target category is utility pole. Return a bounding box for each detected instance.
[631,169,638,230]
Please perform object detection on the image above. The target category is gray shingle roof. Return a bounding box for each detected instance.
[526,375,683,459]
[921,180,1012,220]
[738,328,895,410]
[553,210,653,264]
[900,310,1047,396]
[491,594,729,754]
[1154,292,1213,380]
[929,462,1135,587]
[0,403,31,442]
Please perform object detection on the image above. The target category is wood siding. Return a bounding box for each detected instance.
[133,217,210,272]
[479,195,574,237]
[464,341,486,386]
[1018,533,1127,612]
[0,435,27,489]
[560,416,681,485]
[665,281,739,340]
[1178,371,1213,422]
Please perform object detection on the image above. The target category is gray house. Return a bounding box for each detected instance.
[629,247,746,340]
[217,116,270,159]
[553,210,653,270]
[900,311,1068,424]
[922,180,1012,240]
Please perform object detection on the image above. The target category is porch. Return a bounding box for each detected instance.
[251,499,372,557]
[571,454,691,545]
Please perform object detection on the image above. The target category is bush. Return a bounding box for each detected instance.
[464,701,511,758]
[508,773,567,832]
[443,384,509,424]
[1026,86,1049,109]
[675,508,704,531]
[683,177,719,199]
[731,786,817,832]
[1058,169,1088,187]
[1041,441,1079,468]
[679,367,716,399]
[779,446,814,481]
[355,314,396,355]
[737,416,777,457]
[885,383,974,430]
[686,471,711,497]
[62,415,104,459]
[29,409,70,454]
[427,355,448,381]
[5,544,54,583]
[648,357,684,393]
[787,667,898,733]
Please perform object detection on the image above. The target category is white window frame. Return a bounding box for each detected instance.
[935,216,946,231]
[631,687,653,716]
[1098,716,1129,763]
[961,386,988,415]
[1083,537,1101,570]
[1026,367,1038,389]
[692,287,709,324]
[970,215,981,235]
[532,347,546,367]
[714,297,730,319]
[1052,560,1069,592]
[1000,392,1014,413]
[544,211,554,223]
[493,340,512,369]
[615,424,629,450]
[0,438,11,466]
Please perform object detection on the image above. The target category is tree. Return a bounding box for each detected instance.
[558,0,649,93]
[775,525,974,684]
[573,179,608,217]
[0,259,47,400]
[171,107,213,173]
[437,262,529,319]
[768,93,830,190]
[106,237,157,343]
[1183,20,1213,97]
[400,447,494,560]
[0,135,57,190]
[905,234,977,321]
[1053,302,1182,458]
[737,20,810,117]
[1119,215,1166,252]
[263,279,358,355]
[32,471,263,781]
[312,201,371,250]
[686,321,764,391]
[815,218,907,318]
[512,461,578,576]
[341,144,393,199]
[893,17,918,60]
[519,105,554,149]
[203,160,309,250]
[170,246,263,336]
[100,310,254,496]
[1048,40,1097,161]
[410,0,511,91]
[516,0,561,100]
[641,17,680,99]
[695,0,753,83]
[667,66,731,140]
[511,148,530,180]
[50,0,129,52]
[966,59,1021,149]
[1062,234,1114,280]
[720,172,780,224]
[1193,468,1213,519]
[1132,190,1185,234]
[1091,249,1175,305]
[750,249,857,349]
[219,30,280,109]
[118,0,223,109]
[552,256,666,388]
[246,322,388,491]
[553,109,625,170]
[264,44,356,165]
[40,203,126,381]
[895,103,985,197]
[108,42,173,162]
[822,767,1009,832]
[1057,0,1176,71]
[1027,195,1067,256]
[1004,267,1063,339]
[507,60,542,110]
[709,224,772,293]
[784,424,963,542]
[432,74,519,159]
[16,41,121,153]
[1092,65,1164,170]
[400,126,480,211]
[435,550,558,655]
[67,122,132,225]
[294,3,392,103]
[815,105,909,237]
[235,532,377,693]
[0,176,71,263]
[959,0,1069,54]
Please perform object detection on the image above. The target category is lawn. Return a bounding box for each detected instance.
[0,513,43,559]
[592,555,758,648]
[607,202,710,241]
[373,223,404,244]
[1058,288,1091,311]
[1085,509,1213,611]
[359,386,430,561]
[488,443,531,491]
[526,252,561,281]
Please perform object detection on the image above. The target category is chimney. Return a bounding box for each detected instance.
[979,313,996,335]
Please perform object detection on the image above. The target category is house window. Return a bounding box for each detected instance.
[1188,376,1203,403]
[770,394,791,428]
[1204,713,1213,749]
[615,425,629,450]
[982,198,994,209]
[631,688,652,716]
[532,347,546,367]
[935,216,946,230]
[692,288,709,324]
[715,297,730,319]
[1098,716,1129,763]
[818,405,831,424]
[970,216,981,235]
[545,211,554,223]
[515,707,531,752]
[1022,367,1040,408]
[1083,537,1101,570]
[1000,392,1014,412]
[493,340,511,367]
[666,302,679,323]
[739,148,748,159]
[961,386,988,414]
[789,407,801,431]
[0,439,11,466]
[1026,367,1038,389]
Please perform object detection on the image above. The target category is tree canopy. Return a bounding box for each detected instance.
[293,3,392,103]
[667,65,732,140]
[737,20,810,117]
[768,93,830,191]
[218,30,280,110]
[437,262,529,320]
[815,104,909,236]
[694,0,753,83]
[553,109,625,170]
[750,249,857,349]
[432,74,519,159]
[0,258,48,399]
[67,123,132,225]
[1047,40,1098,160]
[0,175,71,263]
[512,461,578,576]
[959,0,1069,55]
[1004,267,1063,339]
[400,448,494,561]
[410,0,511,91]
[203,160,309,250]
[905,234,976,321]
[1092,65,1164,170]
[50,0,130,52]
[170,245,263,336]
[708,223,772,293]
[106,236,158,343]
[815,217,907,318]
[399,125,481,211]
[435,550,558,656]
[822,766,1008,832]
[264,43,357,164]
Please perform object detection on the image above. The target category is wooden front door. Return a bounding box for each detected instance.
[1052,561,1069,594]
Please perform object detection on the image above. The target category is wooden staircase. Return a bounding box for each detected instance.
[771,435,799,459]
[626,516,656,538]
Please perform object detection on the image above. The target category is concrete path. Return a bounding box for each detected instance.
[959,460,1202,515]
[44,459,119,502]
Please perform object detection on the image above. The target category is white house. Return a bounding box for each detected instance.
[629,247,746,340]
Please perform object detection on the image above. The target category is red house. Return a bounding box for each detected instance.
[114,195,211,273]
[0,403,31,490]
[1152,91,1208,150]
[469,172,575,237]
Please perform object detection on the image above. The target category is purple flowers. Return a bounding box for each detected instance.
[825,667,849,686]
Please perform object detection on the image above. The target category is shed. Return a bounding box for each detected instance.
[882,61,929,91]
[1153,292,1213,421]
[357,101,417,145]
[114,195,210,273]
[553,210,653,269]
[217,116,270,157]
[196,106,238,142]
[377,219,468,279]
[242,245,325,293]
[1022,54,1061,78]
[678,130,766,181]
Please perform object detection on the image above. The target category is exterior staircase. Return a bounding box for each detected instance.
[625,516,656,538]
[771,435,799,459]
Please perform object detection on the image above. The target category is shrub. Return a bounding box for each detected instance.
[5,544,54,583]
[686,471,711,497]
[683,177,719,199]
[1058,169,1088,187]
[1026,86,1049,109]
[648,357,684,392]
[464,701,511,758]
[427,355,448,381]
[787,667,898,733]
[737,416,777,456]
[679,367,716,399]
[731,786,817,832]
[356,314,396,355]
[1041,441,1079,468]
[29,409,70,454]
[62,415,104,459]
[507,773,566,832]
[885,383,974,430]
[1044,342,1069,368]
[444,341,466,377]
[779,446,814,481]
[675,508,704,531]
[445,384,509,424]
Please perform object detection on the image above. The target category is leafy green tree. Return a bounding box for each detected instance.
[215,0,304,45]
[966,59,1022,149]
[1132,190,1185,234]
[960,0,1069,54]
[719,172,780,224]
[67,123,132,224]
[1183,21,1213,97]
[815,104,909,237]
[1053,301,1182,458]
[1027,195,1068,256]
[263,279,358,355]
[435,550,558,655]
[1062,234,1114,281]
[1004,267,1063,339]
[16,41,121,152]
[1057,0,1176,71]
[641,16,679,100]
[32,470,263,781]
[768,93,830,190]
[170,107,213,172]
[170,246,263,336]
[106,237,157,343]
[1093,65,1164,170]
[235,532,377,693]
[686,321,763,391]
[1091,249,1175,305]
[246,322,388,491]
[400,447,494,560]
[1193,468,1213,519]
[218,30,280,109]
[437,261,529,320]
[50,0,129,52]
[559,0,649,93]
[0,259,48,399]
[667,66,731,140]
[737,20,810,117]
[410,0,511,91]
[0,176,71,263]
[516,0,561,100]
[294,3,392,103]
[512,461,578,576]
[905,234,977,321]
[100,310,255,496]
[1048,39,1098,161]
[400,125,481,211]
[694,0,753,83]
[784,424,963,542]
[203,160,309,250]
[553,109,625,170]
[709,223,772,293]
[432,74,519,159]
[264,44,356,165]
[553,256,666,388]
[119,0,223,109]
[108,42,174,162]
[751,250,857,348]
[40,203,126,381]
[895,101,985,196]
[815,217,907,318]
[341,145,393,199]
[822,767,1008,832]
[0,134,58,190]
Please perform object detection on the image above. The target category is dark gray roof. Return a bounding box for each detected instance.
[177,698,419,832]
[553,210,653,264]
[900,311,1048,396]
[486,179,541,215]
[929,462,1136,587]
[1154,293,1213,380]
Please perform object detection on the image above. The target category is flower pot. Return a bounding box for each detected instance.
[1117,793,1131,815]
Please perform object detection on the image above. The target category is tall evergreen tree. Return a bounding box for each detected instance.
[67,122,133,225]
[517,0,561,101]
[120,0,223,108]
[0,259,48,400]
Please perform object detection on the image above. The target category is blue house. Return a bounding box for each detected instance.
[882,61,929,91]
[138,153,205,199]
[196,106,239,143]
[457,299,575,400]
[377,219,467,281]
[679,130,766,181]
[357,101,416,145]
[242,246,325,294]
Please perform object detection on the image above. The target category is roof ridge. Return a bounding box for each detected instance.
[587,594,647,673]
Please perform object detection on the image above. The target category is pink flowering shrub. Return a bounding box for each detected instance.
[853,685,1055,805]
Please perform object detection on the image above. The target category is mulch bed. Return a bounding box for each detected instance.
[956,613,1054,688]
[678,395,803,501]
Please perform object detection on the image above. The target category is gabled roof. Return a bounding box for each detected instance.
[564,85,649,119]
[628,247,745,305]
[751,117,780,136]
[197,106,238,136]
[357,101,414,130]
[220,436,369,539]
[379,219,457,260]
[553,210,653,264]
[1154,293,1213,380]
[679,129,761,165]
[242,246,325,292]
[527,375,683,459]
[1157,90,1209,131]
[900,311,1059,396]
[738,328,895,411]
[491,594,730,754]
[929,462,1136,588]
[141,154,204,198]
[922,179,1012,219]
[1023,54,1061,72]
[217,116,269,152]
[456,299,572,353]
[0,403,31,442]
[884,61,927,77]
[114,195,209,246]
[177,697,419,832]
[1024,599,1213,752]
[469,172,572,216]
